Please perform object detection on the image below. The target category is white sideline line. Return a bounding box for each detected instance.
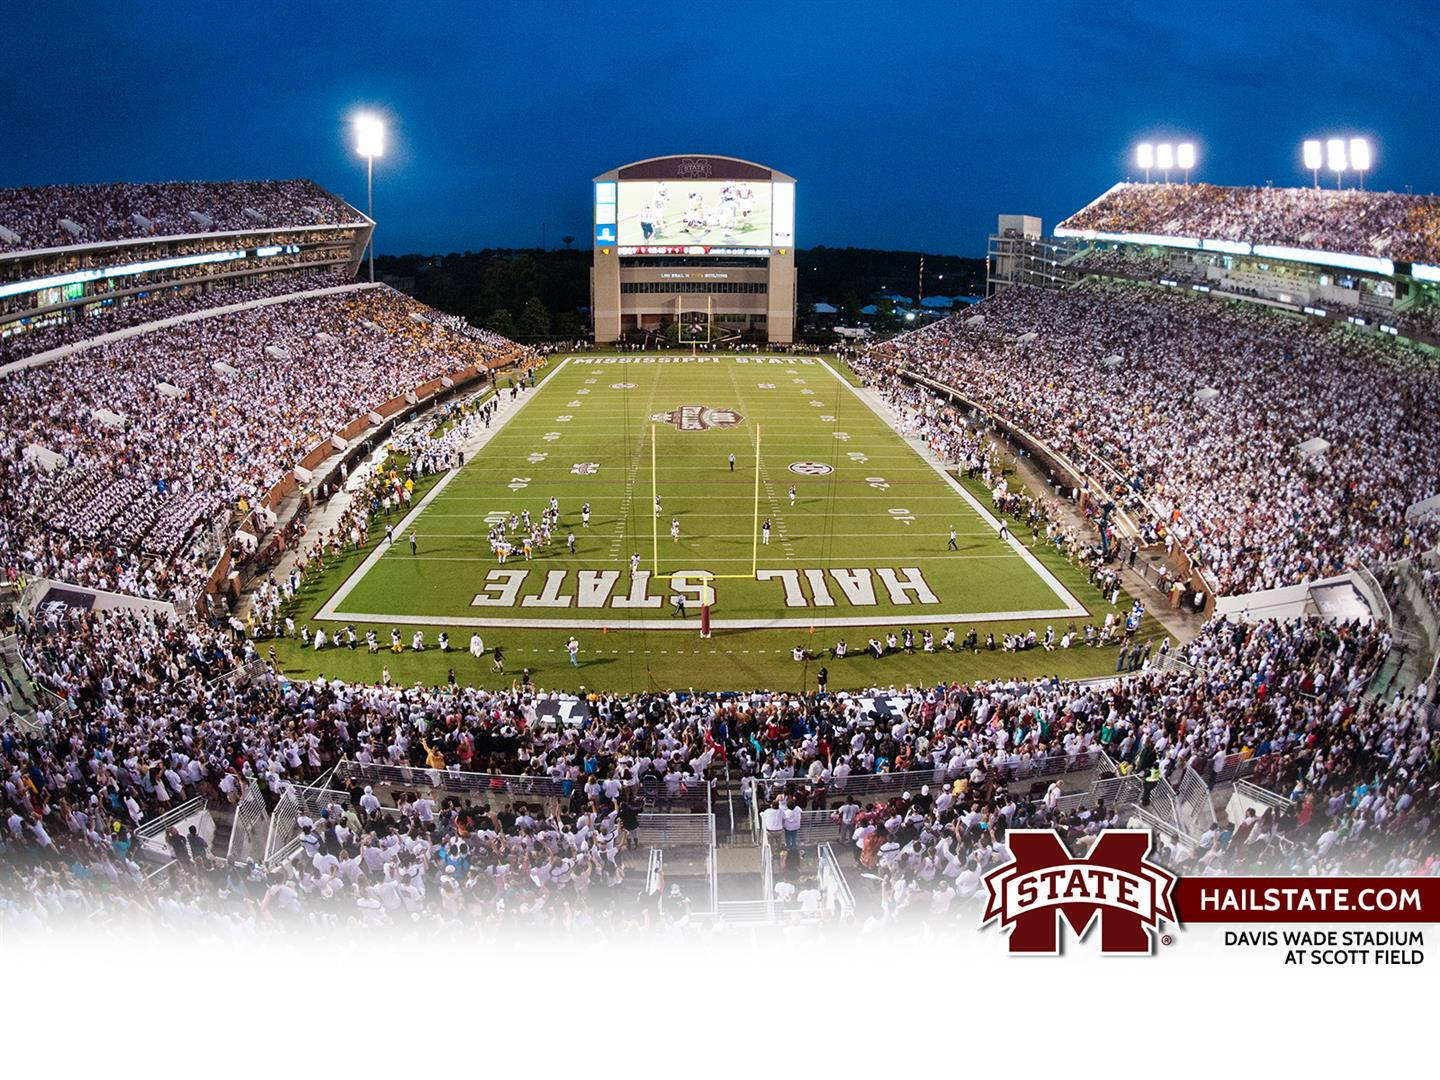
[313,608,1089,631]
[366,553,1024,563]
[392,530,1002,539]
[317,357,574,621]
[814,356,1089,619]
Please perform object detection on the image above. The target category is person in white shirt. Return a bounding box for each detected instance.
[780,799,802,869]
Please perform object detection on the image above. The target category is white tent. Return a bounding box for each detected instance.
[154,381,183,399]
[1295,436,1331,457]
[212,361,240,376]
[1016,331,1038,344]
[264,345,292,361]
[1193,386,1219,403]
[965,314,985,327]
[24,444,64,473]
[92,408,126,429]
[1405,493,1440,521]
[1100,354,1123,369]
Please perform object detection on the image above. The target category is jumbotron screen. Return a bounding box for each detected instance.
[596,178,794,255]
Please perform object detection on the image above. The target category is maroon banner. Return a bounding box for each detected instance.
[1175,877,1440,923]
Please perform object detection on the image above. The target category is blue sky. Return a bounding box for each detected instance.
[3,0,1436,255]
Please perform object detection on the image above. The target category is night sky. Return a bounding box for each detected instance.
[4,0,1436,256]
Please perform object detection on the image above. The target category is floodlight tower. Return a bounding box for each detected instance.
[1326,138,1347,189]
[1303,139,1323,189]
[1155,142,1174,184]
[1349,138,1372,190]
[1137,143,1154,184]
[355,114,385,283]
[1176,142,1196,185]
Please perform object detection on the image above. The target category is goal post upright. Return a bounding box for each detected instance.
[651,423,659,576]
[751,423,762,578]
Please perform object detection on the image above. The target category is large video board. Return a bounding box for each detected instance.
[596,178,794,255]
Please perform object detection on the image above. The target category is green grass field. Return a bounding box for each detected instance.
[273,353,1161,692]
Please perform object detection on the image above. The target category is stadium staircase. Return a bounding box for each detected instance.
[1369,561,1437,700]
[0,633,39,729]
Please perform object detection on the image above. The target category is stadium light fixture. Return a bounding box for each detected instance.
[1303,139,1323,188]
[1176,142,1196,184]
[354,113,386,283]
[1155,142,1174,184]
[1136,142,1154,183]
[355,115,385,159]
[1349,138,1372,189]
[1326,138,1347,187]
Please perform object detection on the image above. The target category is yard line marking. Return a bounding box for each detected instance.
[816,355,1087,619]
[317,357,573,621]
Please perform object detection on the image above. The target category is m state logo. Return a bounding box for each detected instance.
[676,157,713,178]
[789,461,833,476]
[981,829,1177,955]
[651,405,744,432]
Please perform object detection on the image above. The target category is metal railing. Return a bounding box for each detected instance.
[760,828,775,923]
[263,782,355,867]
[743,749,1108,820]
[816,842,856,919]
[1174,764,1218,837]
[332,758,713,811]
[634,812,715,847]
[1229,779,1296,817]
[135,797,215,862]
[227,781,270,864]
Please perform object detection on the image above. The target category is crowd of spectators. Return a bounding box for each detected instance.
[0,284,529,605]
[1,268,351,367]
[1059,182,1440,265]
[860,278,1440,595]
[2,573,1433,932]
[0,179,364,253]
[1070,246,1213,285]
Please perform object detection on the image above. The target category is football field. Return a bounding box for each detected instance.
[318,353,1087,632]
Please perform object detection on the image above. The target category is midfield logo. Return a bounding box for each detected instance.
[981,830,1177,955]
[651,405,744,432]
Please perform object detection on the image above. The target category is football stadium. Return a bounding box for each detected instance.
[2,8,1439,984]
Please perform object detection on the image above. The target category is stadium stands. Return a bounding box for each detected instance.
[0,179,370,365]
[1058,181,1440,265]
[0,283,528,606]
[862,278,1440,596]
[1,592,1432,930]
[0,179,364,253]
[1,174,1435,938]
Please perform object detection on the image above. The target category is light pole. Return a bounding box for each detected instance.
[1156,142,1174,185]
[1303,139,1323,189]
[1136,140,1197,185]
[1176,142,1196,185]
[355,115,385,283]
[1348,138,1371,190]
[1326,138,1347,189]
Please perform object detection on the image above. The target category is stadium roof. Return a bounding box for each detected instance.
[594,154,794,183]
